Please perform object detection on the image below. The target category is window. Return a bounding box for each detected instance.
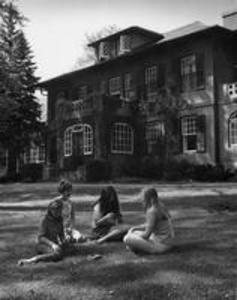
[181,116,197,152]
[229,112,237,146]
[64,127,73,156]
[111,123,134,154]
[72,100,83,120]
[109,77,121,96]
[99,41,111,60]
[227,83,237,99]
[83,124,93,155]
[119,35,130,54]
[124,73,135,100]
[146,122,165,154]
[78,85,87,100]
[24,145,45,164]
[145,66,157,95]
[180,53,205,92]
[64,124,93,156]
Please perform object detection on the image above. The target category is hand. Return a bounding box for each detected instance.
[51,243,61,253]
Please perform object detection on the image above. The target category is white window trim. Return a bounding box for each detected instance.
[99,41,110,60]
[64,127,73,157]
[111,122,134,154]
[229,112,237,147]
[24,145,45,164]
[109,76,121,96]
[83,124,93,155]
[119,35,130,54]
[64,124,93,157]
[181,116,197,153]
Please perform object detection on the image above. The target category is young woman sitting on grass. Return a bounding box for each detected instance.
[90,186,128,244]
[123,187,174,254]
[18,179,85,265]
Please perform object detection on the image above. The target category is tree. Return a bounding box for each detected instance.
[74,25,120,69]
[139,83,191,163]
[0,0,41,175]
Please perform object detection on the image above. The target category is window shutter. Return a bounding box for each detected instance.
[196,53,205,89]
[157,63,166,88]
[197,115,206,152]
[171,117,183,154]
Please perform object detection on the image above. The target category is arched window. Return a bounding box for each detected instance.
[229,112,237,146]
[64,124,93,156]
[111,122,134,154]
[83,124,93,155]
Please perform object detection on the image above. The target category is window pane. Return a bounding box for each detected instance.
[111,123,133,154]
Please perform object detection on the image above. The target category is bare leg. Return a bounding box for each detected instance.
[97,227,129,244]
[18,243,63,266]
[123,232,171,254]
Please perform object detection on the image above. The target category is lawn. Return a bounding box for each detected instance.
[0,199,237,300]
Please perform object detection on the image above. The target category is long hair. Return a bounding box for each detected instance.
[47,199,63,222]
[142,187,171,219]
[96,186,122,223]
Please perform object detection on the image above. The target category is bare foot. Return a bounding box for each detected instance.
[86,254,102,261]
[17,259,30,266]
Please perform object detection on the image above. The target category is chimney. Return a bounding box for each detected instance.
[222,9,237,31]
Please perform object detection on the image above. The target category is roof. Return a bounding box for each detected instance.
[88,26,163,47]
[160,21,208,43]
[39,22,233,87]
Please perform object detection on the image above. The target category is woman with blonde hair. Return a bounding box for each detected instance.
[123,187,174,254]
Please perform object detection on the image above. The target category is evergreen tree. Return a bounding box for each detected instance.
[0,0,41,175]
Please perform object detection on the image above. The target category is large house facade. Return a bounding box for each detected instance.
[40,11,237,180]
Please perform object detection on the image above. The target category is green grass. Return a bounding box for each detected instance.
[1,200,237,300]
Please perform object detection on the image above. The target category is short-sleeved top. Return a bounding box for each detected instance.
[38,215,64,244]
[152,211,174,242]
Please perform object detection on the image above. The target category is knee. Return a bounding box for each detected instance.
[123,232,134,245]
[53,248,63,261]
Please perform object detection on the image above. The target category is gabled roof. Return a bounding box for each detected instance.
[88,26,164,47]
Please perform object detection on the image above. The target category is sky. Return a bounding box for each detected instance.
[17,0,237,81]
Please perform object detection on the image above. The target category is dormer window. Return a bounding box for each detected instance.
[99,41,111,60]
[119,35,130,54]
[109,76,121,96]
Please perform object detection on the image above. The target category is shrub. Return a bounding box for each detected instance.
[20,163,43,182]
[193,164,229,182]
[85,159,112,182]
[63,155,84,171]
[122,158,140,177]
[163,158,194,181]
[139,156,163,179]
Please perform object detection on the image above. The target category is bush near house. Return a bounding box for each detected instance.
[20,163,43,182]
[85,159,112,182]
[139,156,233,182]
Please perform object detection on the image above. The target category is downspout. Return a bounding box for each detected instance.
[213,41,221,165]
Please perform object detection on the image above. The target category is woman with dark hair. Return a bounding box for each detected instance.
[91,186,128,244]
[123,187,174,254]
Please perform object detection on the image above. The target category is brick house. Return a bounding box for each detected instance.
[39,11,237,180]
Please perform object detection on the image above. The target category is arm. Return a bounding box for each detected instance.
[70,202,76,228]
[38,236,60,251]
[96,212,116,226]
[129,224,146,233]
[38,219,61,251]
[139,208,157,240]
